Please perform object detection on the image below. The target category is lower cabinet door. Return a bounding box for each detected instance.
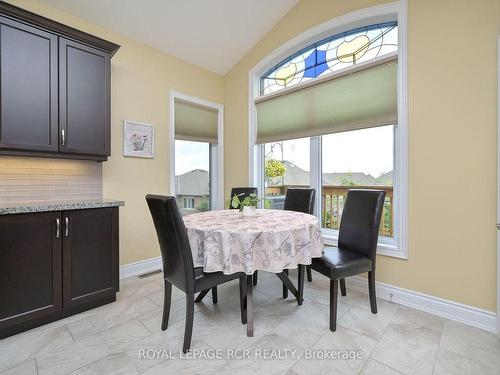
[0,212,62,333]
[62,208,118,309]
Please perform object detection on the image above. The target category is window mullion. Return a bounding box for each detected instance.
[257,144,265,207]
[310,136,322,219]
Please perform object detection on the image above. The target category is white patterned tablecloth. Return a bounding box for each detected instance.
[183,209,323,275]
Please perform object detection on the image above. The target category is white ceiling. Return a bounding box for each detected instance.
[39,0,298,75]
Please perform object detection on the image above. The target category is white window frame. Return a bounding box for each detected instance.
[496,35,500,334]
[248,1,408,259]
[169,91,224,210]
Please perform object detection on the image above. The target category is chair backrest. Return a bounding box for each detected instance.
[146,194,195,292]
[229,187,258,209]
[283,188,316,214]
[338,189,386,262]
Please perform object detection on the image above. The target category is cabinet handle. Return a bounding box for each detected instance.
[61,129,66,146]
[56,218,60,238]
[65,217,69,237]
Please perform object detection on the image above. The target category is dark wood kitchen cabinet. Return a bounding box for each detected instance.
[0,2,119,161]
[0,212,62,334]
[0,207,119,339]
[59,39,111,157]
[62,208,118,309]
[0,16,59,152]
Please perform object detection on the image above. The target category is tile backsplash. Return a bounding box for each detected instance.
[0,157,102,204]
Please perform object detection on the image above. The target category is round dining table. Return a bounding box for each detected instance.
[183,209,323,336]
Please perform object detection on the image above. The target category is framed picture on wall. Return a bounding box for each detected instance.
[123,121,154,158]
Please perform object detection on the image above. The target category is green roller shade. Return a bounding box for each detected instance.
[175,99,218,143]
[255,59,397,144]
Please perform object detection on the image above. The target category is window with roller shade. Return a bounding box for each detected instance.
[257,22,399,248]
[174,99,218,216]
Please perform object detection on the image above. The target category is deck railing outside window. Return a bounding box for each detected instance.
[266,185,393,238]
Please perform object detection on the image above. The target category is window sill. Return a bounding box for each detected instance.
[321,233,408,260]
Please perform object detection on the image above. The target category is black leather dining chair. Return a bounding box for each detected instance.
[281,188,316,298]
[283,188,316,214]
[310,189,386,332]
[146,195,247,353]
[229,187,259,285]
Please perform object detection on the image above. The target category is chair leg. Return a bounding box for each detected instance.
[239,276,247,324]
[307,266,312,282]
[329,278,338,332]
[183,292,195,353]
[368,270,377,314]
[340,278,347,296]
[161,280,172,331]
[246,275,254,337]
[282,269,289,299]
[298,265,304,305]
[212,287,218,304]
[253,270,258,286]
[194,289,210,303]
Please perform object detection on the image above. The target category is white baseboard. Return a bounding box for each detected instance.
[347,276,497,333]
[119,256,162,279]
[118,256,497,333]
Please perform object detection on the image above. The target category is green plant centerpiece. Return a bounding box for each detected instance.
[229,193,271,212]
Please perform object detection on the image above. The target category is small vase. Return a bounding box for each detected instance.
[133,139,145,151]
[241,206,257,217]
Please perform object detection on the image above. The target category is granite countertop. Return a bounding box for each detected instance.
[0,199,125,215]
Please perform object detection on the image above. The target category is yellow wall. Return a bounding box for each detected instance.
[4,0,500,311]
[6,0,225,265]
[224,0,500,312]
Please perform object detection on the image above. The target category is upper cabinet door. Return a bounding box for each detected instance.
[0,17,58,151]
[59,38,110,156]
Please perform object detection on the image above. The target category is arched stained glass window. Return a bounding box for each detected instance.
[260,22,398,95]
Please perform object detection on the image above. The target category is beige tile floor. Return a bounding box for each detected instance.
[1,270,499,375]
